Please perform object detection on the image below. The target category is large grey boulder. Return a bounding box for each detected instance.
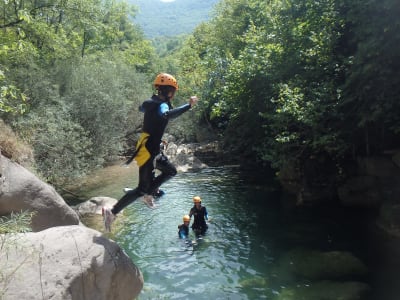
[0,154,79,231]
[0,225,143,300]
[166,142,208,172]
[73,196,118,216]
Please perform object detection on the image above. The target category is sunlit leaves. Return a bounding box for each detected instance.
[273,84,307,122]
[0,69,27,114]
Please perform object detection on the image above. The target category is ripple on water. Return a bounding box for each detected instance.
[111,168,271,299]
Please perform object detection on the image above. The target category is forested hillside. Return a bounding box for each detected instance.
[129,0,219,38]
[1,0,399,192]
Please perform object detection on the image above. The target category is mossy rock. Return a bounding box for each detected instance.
[273,280,371,300]
[239,276,268,288]
[272,248,368,281]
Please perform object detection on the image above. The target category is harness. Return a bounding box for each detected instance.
[124,132,150,167]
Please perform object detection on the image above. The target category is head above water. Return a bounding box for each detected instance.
[154,73,178,101]
[183,215,190,223]
[193,196,201,204]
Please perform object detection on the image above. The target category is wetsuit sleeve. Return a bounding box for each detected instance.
[159,102,169,115]
[179,230,186,239]
[159,103,191,120]
[204,207,208,220]
[178,225,187,239]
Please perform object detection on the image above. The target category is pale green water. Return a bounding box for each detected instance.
[74,165,400,300]
[114,168,279,299]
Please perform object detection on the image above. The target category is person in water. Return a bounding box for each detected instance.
[178,215,191,239]
[102,73,198,231]
[189,196,208,236]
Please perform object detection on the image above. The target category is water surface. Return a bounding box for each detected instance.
[77,166,381,299]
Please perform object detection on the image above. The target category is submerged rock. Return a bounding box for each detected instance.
[239,276,268,288]
[273,280,371,300]
[272,247,368,282]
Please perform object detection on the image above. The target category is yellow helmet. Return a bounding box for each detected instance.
[193,196,201,203]
[183,215,190,222]
[154,73,179,90]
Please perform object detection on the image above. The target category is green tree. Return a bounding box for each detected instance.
[0,0,157,184]
[177,0,400,175]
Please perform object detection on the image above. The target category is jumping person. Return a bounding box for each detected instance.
[103,73,198,231]
[189,196,208,236]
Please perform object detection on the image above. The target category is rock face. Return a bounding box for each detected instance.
[278,153,400,211]
[166,142,208,172]
[0,225,143,300]
[0,155,79,231]
[337,175,383,207]
[73,196,118,216]
[337,156,400,208]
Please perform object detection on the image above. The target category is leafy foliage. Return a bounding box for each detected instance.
[0,0,154,184]
[0,211,34,234]
[174,0,400,175]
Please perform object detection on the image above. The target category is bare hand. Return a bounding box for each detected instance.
[189,96,198,107]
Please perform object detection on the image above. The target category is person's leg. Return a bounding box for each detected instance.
[139,159,157,207]
[138,159,154,194]
[111,188,144,215]
[148,154,177,194]
[111,160,154,215]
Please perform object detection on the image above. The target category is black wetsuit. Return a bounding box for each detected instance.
[189,205,208,235]
[112,95,191,214]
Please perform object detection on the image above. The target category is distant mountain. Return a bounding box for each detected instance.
[128,0,219,38]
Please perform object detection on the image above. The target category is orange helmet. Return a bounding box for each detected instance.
[183,215,190,222]
[154,73,179,90]
[193,196,201,203]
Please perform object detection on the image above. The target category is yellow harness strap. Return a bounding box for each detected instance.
[134,132,151,167]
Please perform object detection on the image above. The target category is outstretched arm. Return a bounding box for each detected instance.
[160,96,198,119]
